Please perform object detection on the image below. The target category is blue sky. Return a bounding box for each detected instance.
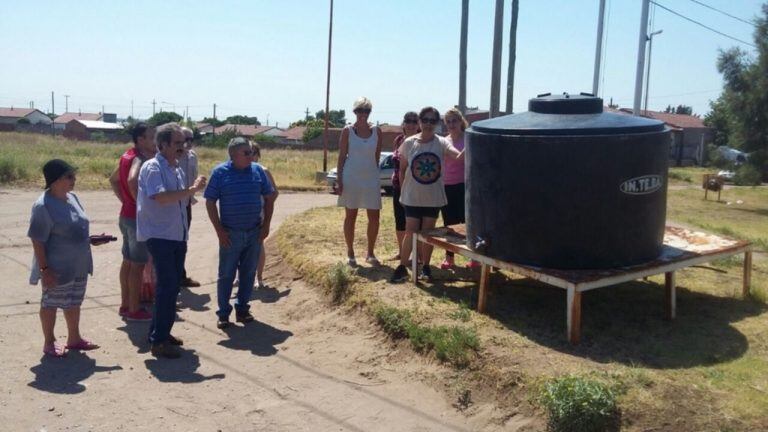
[0,0,763,126]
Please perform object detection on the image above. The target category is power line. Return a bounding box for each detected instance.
[687,0,757,27]
[651,1,756,48]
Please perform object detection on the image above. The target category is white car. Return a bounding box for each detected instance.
[327,152,395,195]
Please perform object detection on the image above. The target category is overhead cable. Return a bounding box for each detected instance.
[651,1,756,48]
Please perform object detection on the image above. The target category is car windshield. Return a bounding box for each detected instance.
[379,153,394,169]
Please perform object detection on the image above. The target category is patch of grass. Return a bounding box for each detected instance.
[537,375,619,432]
[0,132,335,191]
[324,262,354,304]
[374,304,479,367]
[668,170,693,183]
[449,301,472,322]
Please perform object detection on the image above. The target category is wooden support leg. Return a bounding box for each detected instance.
[411,234,418,283]
[567,287,582,345]
[743,250,753,298]
[665,271,676,320]
[477,264,490,313]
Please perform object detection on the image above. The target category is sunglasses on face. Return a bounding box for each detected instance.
[403,119,418,125]
[354,108,371,114]
[171,140,186,146]
[420,117,439,125]
[241,150,254,156]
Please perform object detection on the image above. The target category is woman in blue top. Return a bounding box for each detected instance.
[28,160,111,357]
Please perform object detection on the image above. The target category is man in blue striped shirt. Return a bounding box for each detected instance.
[204,137,276,329]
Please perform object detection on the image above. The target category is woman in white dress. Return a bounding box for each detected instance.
[336,97,382,266]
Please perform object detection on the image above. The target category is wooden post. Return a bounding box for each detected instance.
[743,250,753,298]
[567,287,582,344]
[411,233,418,283]
[665,271,676,320]
[478,264,491,313]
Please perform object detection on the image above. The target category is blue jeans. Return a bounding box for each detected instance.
[146,238,186,344]
[217,227,261,320]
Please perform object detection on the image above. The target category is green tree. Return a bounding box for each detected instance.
[200,117,224,127]
[224,115,260,125]
[301,119,325,143]
[704,95,734,148]
[713,3,768,174]
[147,111,183,126]
[314,109,346,127]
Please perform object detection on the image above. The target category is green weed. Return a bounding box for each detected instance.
[538,375,619,432]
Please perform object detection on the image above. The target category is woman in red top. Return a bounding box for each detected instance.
[390,111,419,260]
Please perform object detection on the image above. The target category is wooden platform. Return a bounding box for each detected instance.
[413,224,753,344]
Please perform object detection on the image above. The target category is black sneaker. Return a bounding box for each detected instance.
[236,311,255,323]
[419,265,433,282]
[390,264,409,283]
[151,342,181,359]
[167,335,184,346]
[217,318,231,329]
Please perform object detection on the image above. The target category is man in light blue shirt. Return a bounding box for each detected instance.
[137,122,206,359]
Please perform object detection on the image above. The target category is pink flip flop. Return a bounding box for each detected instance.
[43,342,68,357]
[66,339,99,351]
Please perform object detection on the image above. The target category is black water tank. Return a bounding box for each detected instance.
[465,93,670,269]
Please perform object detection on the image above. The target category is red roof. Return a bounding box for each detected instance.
[610,107,707,129]
[0,107,38,118]
[280,126,306,141]
[214,124,274,137]
[54,112,101,124]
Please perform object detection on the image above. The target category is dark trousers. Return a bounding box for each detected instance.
[181,203,192,281]
[146,238,186,344]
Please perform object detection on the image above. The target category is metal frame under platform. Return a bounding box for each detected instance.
[413,224,753,344]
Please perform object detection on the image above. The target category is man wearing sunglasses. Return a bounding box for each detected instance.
[204,137,276,330]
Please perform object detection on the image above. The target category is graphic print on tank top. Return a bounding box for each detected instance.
[410,152,441,185]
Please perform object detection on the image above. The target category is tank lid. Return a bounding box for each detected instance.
[469,92,667,136]
[529,92,603,114]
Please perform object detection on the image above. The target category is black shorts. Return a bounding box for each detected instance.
[392,188,406,231]
[441,183,465,226]
[404,205,440,219]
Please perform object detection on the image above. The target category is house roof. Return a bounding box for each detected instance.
[378,125,402,134]
[610,107,707,129]
[278,126,306,140]
[55,112,102,124]
[213,124,275,137]
[71,119,123,130]
[0,107,41,118]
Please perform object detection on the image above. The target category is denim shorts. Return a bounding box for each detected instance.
[119,216,149,263]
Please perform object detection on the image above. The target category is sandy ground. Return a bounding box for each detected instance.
[0,188,519,432]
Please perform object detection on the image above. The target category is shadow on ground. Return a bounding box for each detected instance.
[218,320,293,356]
[250,286,291,304]
[178,286,211,311]
[422,268,766,369]
[117,321,151,353]
[145,349,225,383]
[28,351,122,394]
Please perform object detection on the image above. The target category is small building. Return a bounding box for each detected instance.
[195,122,214,135]
[0,107,52,125]
[213,124,280,138]
[54,112,104,131]
[613,108,713,166]
[63,119,127,142]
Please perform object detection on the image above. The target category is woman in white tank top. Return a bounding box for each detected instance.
[336,97,383,266]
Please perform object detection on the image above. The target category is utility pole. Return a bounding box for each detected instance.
[505,0,519,114]
[213,103,217,120]
[592,0,606,96]
[51,91,55,135]
[185,105,189,122]
[64,94,70,113]
[131,100,134,118]
[633,0,650,115]
[458,0,469,114]
[152,99,157,116]
[322,0,334,173]
[644,30,663,114]
[266,114,270,126]
[489,0,504,118]
[101,105,105,114]
[305,107,311,121]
